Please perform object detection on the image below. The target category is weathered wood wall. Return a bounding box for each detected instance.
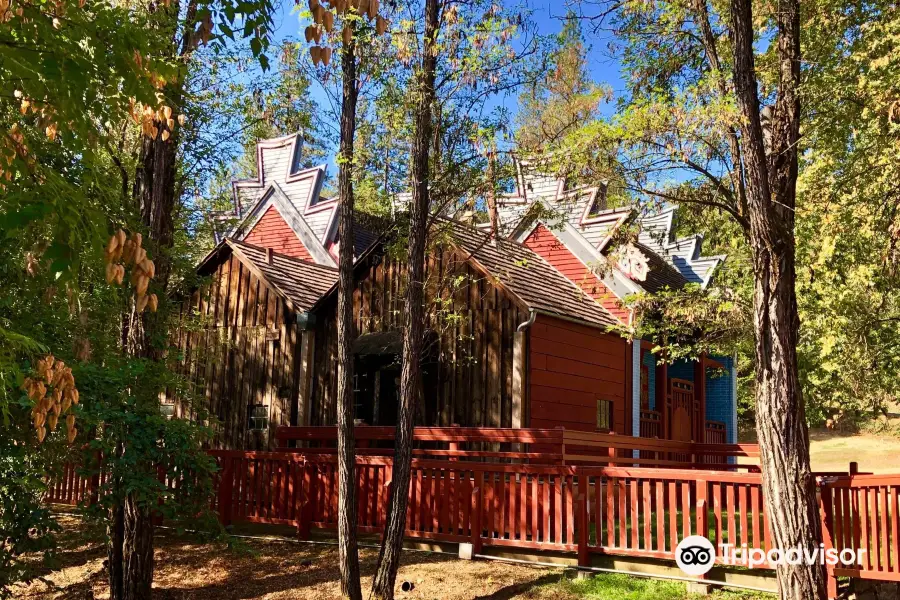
[528,315,629,434]
[168,251,302,450]
[310,248,531,427]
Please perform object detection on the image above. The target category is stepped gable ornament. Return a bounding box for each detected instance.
[617,243,649,282]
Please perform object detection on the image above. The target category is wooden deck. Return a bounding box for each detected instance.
[46,427,899,598]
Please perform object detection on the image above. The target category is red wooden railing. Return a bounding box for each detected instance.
[45,462,93,505]
[560,430,757,471]
[705,421,727,445]
[581,467,770,563]
[209,451,771,563]
[820,473,900,584]
[48,443,900,597]
[276,426,760,470]
[639,410,662,439]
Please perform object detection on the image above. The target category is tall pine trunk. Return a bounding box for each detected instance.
[730,0,827,596]
[335,28,363,600]
[111,105,180,600]
[371,1,440,598]
[107,502,124,600]
[122,500,155,600]
[109,2,193,591]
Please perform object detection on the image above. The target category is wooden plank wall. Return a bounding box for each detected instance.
[311,249,530,428]
[528,315,628,434]
[168,252,302,450]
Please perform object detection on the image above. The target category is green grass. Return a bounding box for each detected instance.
[533,573,772,600]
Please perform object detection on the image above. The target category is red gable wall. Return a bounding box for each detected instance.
[244,205,313,261]
[528,315,629,434]
[523,224,630,324]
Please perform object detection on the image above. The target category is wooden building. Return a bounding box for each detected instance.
[171,134,737,450]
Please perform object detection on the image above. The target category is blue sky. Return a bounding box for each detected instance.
[264,1,626,168]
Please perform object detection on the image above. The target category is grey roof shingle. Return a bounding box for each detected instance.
[226,238,338,312]
[444,220,618,328]
[634,242,689,293]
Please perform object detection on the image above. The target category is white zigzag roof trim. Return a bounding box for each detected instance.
[227,133,342,265]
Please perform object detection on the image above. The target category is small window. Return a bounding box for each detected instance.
[248,403,269,431]
[596,399,613,431]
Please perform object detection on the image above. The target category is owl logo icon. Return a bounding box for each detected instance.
[675,535,716,576]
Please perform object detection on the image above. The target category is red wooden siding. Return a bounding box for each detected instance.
[523,224,630,324]
[528,315,628,434]
[244,205,313,261]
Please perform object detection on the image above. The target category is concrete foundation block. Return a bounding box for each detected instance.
[576,570,595,580]
[685,582,712,595]
[458,542,474,560]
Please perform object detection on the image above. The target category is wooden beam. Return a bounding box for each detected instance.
[655,360,668,439]
[297,328,316,429]
[511,331,526,429]
[695,354,707,443]
[624,341,633,436]
[706,356,726,370]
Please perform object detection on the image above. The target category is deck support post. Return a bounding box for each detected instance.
[577,475,589,568]
[656,360,669,444]
[471,484,483,556]
[296,329,316,434]
[696,484,709,584]
[694,354,707,449]
[297,461,313,539]
[819,484,840,600]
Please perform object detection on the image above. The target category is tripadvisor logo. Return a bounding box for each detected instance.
[676,536,716,576]
[675,534,868,576]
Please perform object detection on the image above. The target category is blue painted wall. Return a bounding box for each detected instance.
[705,356,737,444]
[635,344,737,444]
[639,351,737,444]
[641,350,657,410]
[667,360,695,383]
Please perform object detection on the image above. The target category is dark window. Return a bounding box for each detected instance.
[596,399,613,431]
[248,403,268,430]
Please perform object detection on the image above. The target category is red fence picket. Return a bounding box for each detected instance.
[820,474,900,582]
[51,432,900,598]
[207,452,771,562]
[45,459,103,506]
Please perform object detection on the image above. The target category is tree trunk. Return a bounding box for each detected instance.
[107,2,196,598]
[729,0,827,597]
[371,2,440,599]
[108,503,125,600]
[110,109,181,600]
[335,27,363,600]
[122,494,155,600]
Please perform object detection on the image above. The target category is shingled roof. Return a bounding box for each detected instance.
[225,238,338,312]
[634,242,689,293]
[444,220,619,328]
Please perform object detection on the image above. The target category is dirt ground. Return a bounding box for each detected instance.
[13,516,766,600]
[12,516,576,600]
